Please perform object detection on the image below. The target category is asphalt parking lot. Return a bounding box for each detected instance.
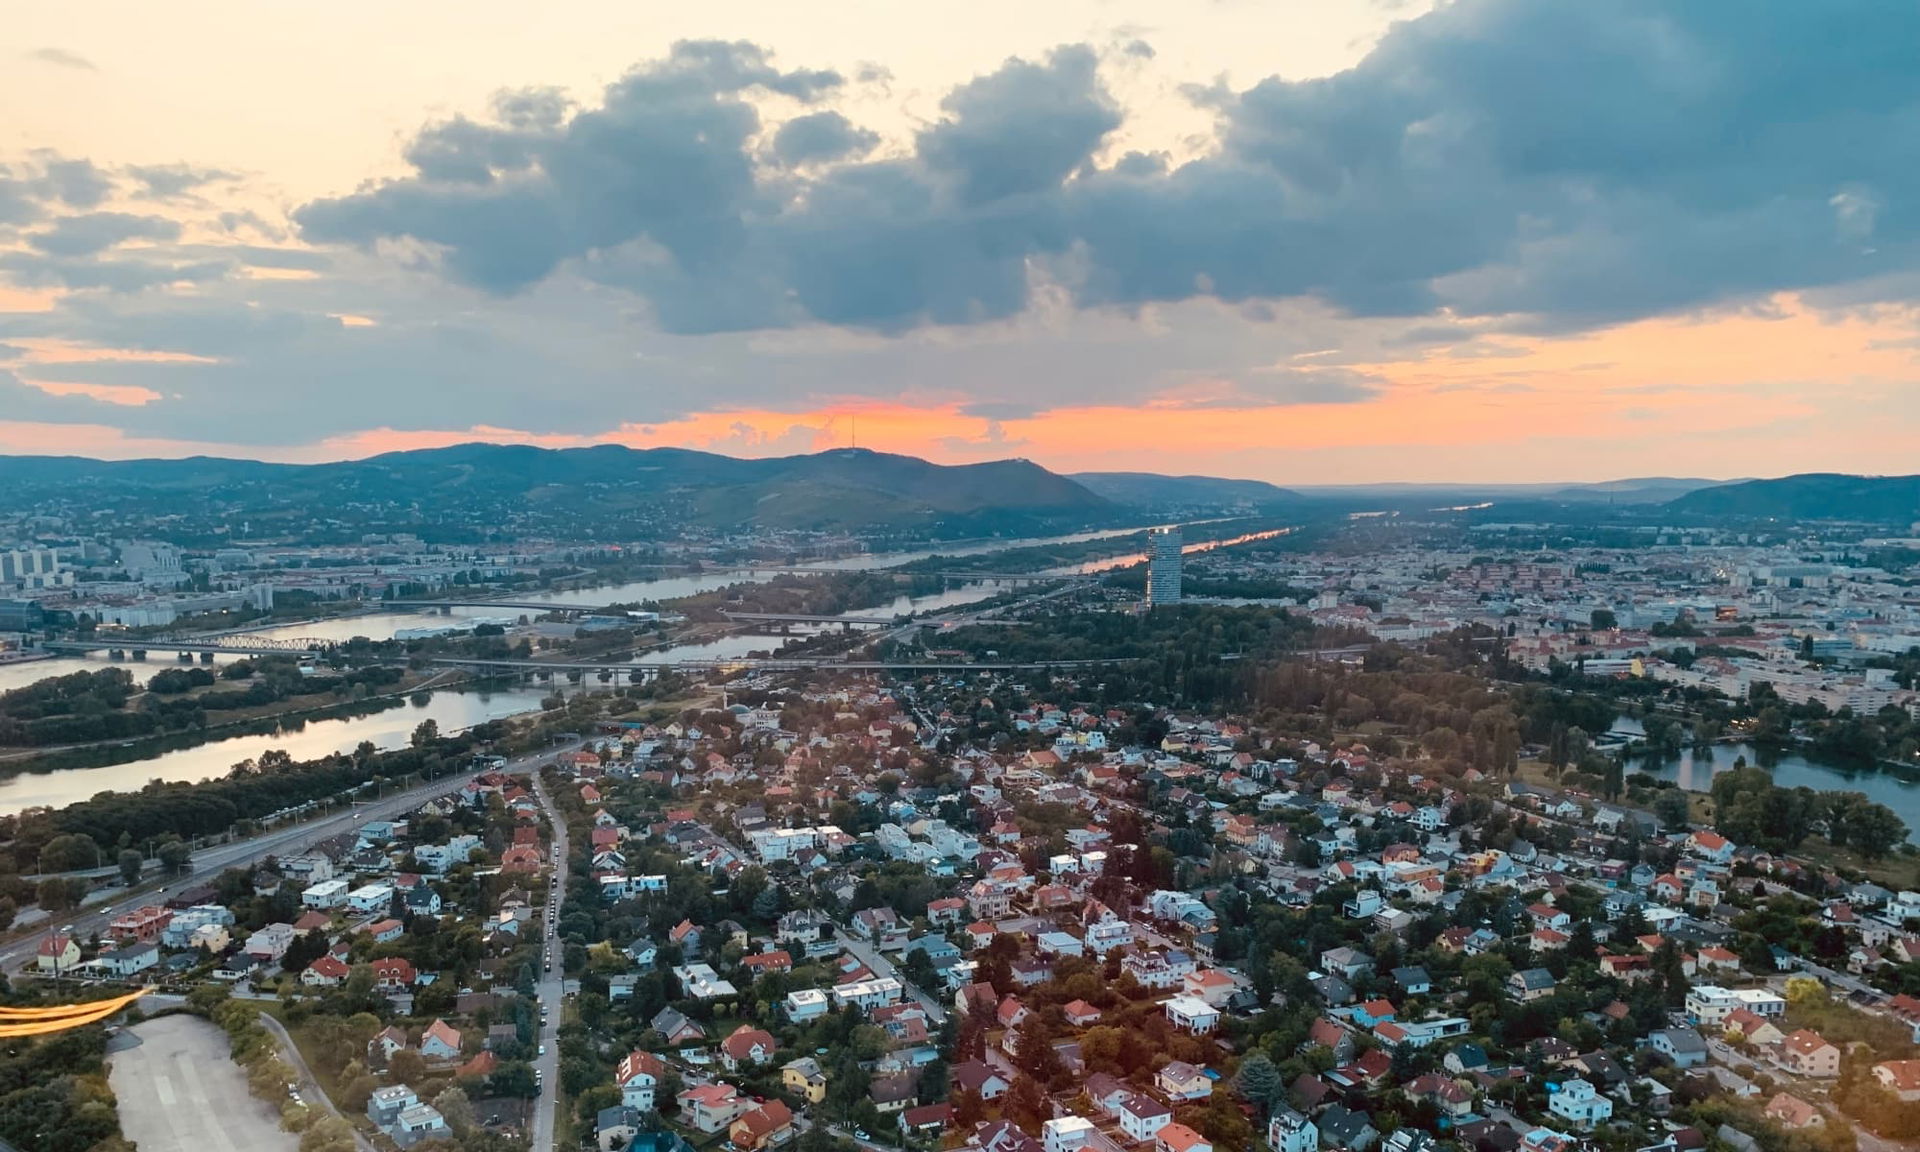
[106,1014,296,1152]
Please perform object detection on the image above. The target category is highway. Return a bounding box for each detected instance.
[529,768,569,1152]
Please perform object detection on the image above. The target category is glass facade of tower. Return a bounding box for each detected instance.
[1147,526,1183,605]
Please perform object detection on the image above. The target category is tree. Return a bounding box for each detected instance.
[36,876,81,912]
[1234,1053,1282,1114]
[1849,803,1907,860]
[158,839,193,875]
[387,1049,427,1085]
[1653,789,1691,830]
[434,1086,475,1136]
[118,849,143,887]
[1785,976,1829,1007]
[38,833,101,874]
[1590,609,1617,632]
[412,719,440,748]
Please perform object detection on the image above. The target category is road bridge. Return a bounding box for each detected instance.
[40,636,330,656]
[429,655,1123,675]
[721,611,896,628]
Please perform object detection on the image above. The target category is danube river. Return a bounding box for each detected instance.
[0,524,1182,814]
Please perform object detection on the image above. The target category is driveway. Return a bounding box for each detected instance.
[108,1014,296,1152]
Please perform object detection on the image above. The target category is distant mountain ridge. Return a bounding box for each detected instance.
[0,444,1113,535]
[1070,471,1303,511]
[1664,472,1920,522]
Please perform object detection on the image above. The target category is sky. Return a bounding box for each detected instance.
[2,0,1918,484]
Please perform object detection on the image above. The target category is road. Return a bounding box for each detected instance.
[256,1009,379,1152]
[529,768,570,1152]
[836,931,948,1026]
[2,741,575,974]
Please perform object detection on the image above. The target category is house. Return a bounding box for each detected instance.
[652,1007,707,1044]
[1158,1060,1213,1103]
[679,1084,752,1133]
[598,1106,643,1152]
[419,1019,462,1061]
[393,1104,451,1148]
[721,1025,778,1071]
[1045,1116,1095,1152]
[1116,1093,1174,1142]
[303,955,351,986]
[108,905,173,944]
[1318,1104,1377,1152]
[869,1075,920,1114]
[1723,1009,1783,1047]
[1158,1123,1212,1152]
[730,1101,795,1152]
[1507,969,1556,1002]
[1269,1110,1318,1152]
[1876,1060,1920,1102]
[616,1050,666,1110]
[1546,1079,1612,1129]
[92,942,158,978]
[369,1086,421,1128]
[899,1104,950,1138]
[1763,1094,1823,1130]
[782,1057,829,1104]
[1404,1073,1471,1118]
[1165,994,1222,1033]
[1064,999,1103,1027]
[1652,1028,1708,1069]
[373,957,417,989]
[370,1026,409,1062]
[785,989,830,1023]
[1776,1030,1841,1078]
[1320,947,1373,980]
[35,933,79,973]
[952,1060,1010,1100]
[1391,966,1432,996]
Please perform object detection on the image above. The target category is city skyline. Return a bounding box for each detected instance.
[4,1,1919,482]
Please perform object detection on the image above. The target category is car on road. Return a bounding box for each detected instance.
[539,1044,547,1055]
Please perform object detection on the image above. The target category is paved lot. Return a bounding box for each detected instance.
[107,1014,296,1152]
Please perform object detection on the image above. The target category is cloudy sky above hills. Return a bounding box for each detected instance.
[3,0,1917,482]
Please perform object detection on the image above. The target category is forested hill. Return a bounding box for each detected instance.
[0,445,1115,537]
[1664,472,1920,522]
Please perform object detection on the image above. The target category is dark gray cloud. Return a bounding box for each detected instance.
[771,112,879,166]
[34,157,114,208]
[0,251,227,292]
[917,45,1118,204]
[28,212,183,257]
[128,163,237,201]
[290,2,1920,340]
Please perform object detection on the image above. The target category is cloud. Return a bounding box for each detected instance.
[127,163,237,202]
[287,3,1920,342]
[26,48,95,71]
[771,112,880,167]
[28,212,184,257]
[0,251,227,292]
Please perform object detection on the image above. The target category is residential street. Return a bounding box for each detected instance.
[530,767,570,1152]
[836,932,948,1025]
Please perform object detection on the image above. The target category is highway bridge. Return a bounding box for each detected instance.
[721,611,896,628]
[41,635,331,656]
[428,655,1122,675]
